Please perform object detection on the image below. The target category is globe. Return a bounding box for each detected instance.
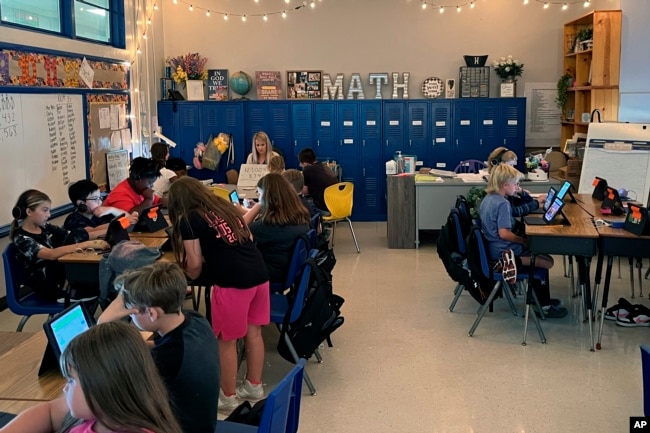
[230,71,252,99]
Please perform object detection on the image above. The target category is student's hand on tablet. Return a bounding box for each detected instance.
[536,194,547,205]
[127,211,139,225]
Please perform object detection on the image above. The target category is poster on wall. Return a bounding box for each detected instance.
[207,69,229,101]
[255,71,282,100]
[524,82,561,148]
[287,71,322,99]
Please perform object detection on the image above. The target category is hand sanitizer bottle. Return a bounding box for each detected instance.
[395,151,405,174]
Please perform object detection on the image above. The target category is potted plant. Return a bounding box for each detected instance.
[576,27,593,51]
[556,72,574,117]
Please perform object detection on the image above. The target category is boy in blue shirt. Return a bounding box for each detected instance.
[479,164,567,318]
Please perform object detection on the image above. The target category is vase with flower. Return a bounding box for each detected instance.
[166,53,208,100]
[492,55,524,97]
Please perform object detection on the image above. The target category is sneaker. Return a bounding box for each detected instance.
[604,297,634,321]
[533,304,569,319]
[218,389,239,412]
[236,379,264,400]
[616,305,650,327]
[501,249,517,285]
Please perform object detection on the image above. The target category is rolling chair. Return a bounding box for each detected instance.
[269,233,311,294]
[322,182,360,253]
[454,159,487,174]
[2,244,66,331]
[216,359,306,433]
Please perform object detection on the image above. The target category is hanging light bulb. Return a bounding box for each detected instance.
[439,5,444,13]
[523,0,528,4]
[583,0,591,7]
[456,5,461,12]
[421,2,427,10]
[134,88,139,93]
[153,4,158,10]
[224,14,228,20]
[206,10,210,16]
[189,4,193,11]
[543,3,549,9]
[242,15,247,22]
[285,0,290,3]
[172,0,177,4]
[263,14,268,21]
[310,1,315,8]
[470,2,475,8]
[147,18,151,25]
[282,10,287,18]
[137,48,141,54]
[562,3,568,10]
[142,33,147,39]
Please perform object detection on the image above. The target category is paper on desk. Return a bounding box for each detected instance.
[415,174,444,183]
[456,173,485,182]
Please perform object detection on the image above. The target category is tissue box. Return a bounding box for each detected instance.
[526,170,548,181]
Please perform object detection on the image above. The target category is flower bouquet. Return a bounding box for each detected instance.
[166,53,208,84]
[492,55,524,81]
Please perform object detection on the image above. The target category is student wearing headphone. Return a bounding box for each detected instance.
[64,179,138,238]
[487,147,546,217]
[10,189,109,302]
[104,157,166,214]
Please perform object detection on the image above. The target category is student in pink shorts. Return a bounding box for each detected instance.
[168,176,270,413]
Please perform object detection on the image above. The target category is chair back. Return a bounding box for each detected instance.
[2,244,64,318]
[448,208,467,256]
[285,259,314,324]
[454,159,487,174]
[642,345,650,416]
[323,182,354,219]
[257,359,306,433]
[285,235,310,288]
[465,226,493,282]
[209,186,231,202]
[226,169,239,185]
[454,195,472,236]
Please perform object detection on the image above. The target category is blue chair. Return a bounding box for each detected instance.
[642,345,650,417]
[269,234,310,294]
[271,254,318,395]
[454,159,487,174]
[2,244,65,331]
[216,359,306,433]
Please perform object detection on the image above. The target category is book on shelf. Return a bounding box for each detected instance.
[255,71,282,100]
[207,69,229,101]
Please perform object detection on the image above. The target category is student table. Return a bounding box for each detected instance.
[523,201,599,349]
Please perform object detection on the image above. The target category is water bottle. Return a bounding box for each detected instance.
[395,151,405,174]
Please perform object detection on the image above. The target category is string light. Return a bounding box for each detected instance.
[420,1,477,14]
[533,0,591,8]
[439,6,444,13]
[544,3,550,9]
[523,0,529,4]
[562,3,568,10]
[420,0,592,12]
[167,0,321,22]
[422,3,427,9]
[456,5,461,12]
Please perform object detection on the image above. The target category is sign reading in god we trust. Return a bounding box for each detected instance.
[237,164,269,188]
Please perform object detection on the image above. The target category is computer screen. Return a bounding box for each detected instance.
[556,181,572,201]
[47,304,92,356]
[544,187,557,211]
[544,197,565,223]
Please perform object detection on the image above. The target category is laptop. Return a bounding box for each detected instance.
[524,196,567,225]
[134,205,169,232]
[531,187,557,214]
[592,177,608,201]
[104,214,132,247]
[39,302,95,376]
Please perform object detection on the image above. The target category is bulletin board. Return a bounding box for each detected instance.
[87,94,130,190]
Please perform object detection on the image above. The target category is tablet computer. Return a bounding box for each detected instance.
[104,214,131,247]
[592,177,608,201]
[134,206,169,232]
[39,302,95,376]
[624,203,650,236]
[524,197,567,225]
[602,187,624,215]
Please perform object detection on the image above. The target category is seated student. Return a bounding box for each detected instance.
[64,179,138,239]
[151,143,187,198]
[268,154,285,174]
[283,168,319,217]
[298,147,338,213]
[246,131,279,165]
[487,147,546,217]
[248,173,311,283]
[98,262,219,433]
[0,321,182,433]
[10,189,109,302]
[479,164,567,318]
[104,157,166,214]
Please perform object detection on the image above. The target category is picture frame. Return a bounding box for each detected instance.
[499,82,515,98]
[287,70,322,99]
[445,79,456,99]
[186,80,205,101]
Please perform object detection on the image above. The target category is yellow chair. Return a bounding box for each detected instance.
[322,182,360,253]
[209,186,230,202]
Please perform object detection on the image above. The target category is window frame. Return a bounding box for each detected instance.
[0,0,125,49]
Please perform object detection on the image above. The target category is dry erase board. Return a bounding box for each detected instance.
[578,123,650,204]
[0,93,86,230]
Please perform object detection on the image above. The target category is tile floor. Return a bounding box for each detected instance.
[0,222,647,432]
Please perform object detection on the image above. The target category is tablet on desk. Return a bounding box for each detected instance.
[134,206,169,232]
[39,303,95,376]
[524,197,568,226]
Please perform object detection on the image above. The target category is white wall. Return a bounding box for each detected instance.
[161,0,620,99]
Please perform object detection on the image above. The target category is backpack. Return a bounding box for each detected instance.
[277,258,344,363]
[464,227,498,305]
[224,399,266,426]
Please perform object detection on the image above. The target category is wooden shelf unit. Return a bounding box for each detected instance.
[561,10,621,145]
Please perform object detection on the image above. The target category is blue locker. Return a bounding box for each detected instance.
[291,102,313,158]
[245,102,292,166]
[383,102,405,160]
[359,101,382,159]
[157,101,178,158]
[406,101,428,161]
[452,100,477,168]
[177,103,201,164]
[476,100,500,158]
[197,102,244,183]
[500,98,526,171]
[358,158,384,220]
[313,102,337,161]
[428,101,453,170]
[337,102,358,160]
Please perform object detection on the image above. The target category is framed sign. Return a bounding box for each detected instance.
[500,82,515,98]
[287,71,322,99]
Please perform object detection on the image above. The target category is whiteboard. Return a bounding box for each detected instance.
[0,93,86,230]
[578,123,650,204]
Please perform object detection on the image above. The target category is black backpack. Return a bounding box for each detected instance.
[277,258,344,363]
[225,399,266,426]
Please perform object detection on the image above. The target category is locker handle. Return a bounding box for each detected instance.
[386,140,389,146]
[340,140,342,146]
[294,140,297,147]
[479,139,482,146]
[317,140,320,147]
[362,140,366,147]
[409,139,412,147]
[363,168,366,176]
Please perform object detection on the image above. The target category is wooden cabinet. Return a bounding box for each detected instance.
[561,10,621,146]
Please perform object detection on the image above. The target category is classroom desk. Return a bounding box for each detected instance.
[414,177,561,247]
[523,201,599,349]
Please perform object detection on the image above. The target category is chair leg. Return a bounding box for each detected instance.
[330,222,337,246]
[468,282,502,337]
[346,218,360,253]
[204,286,212,325]
[504,282,518,316]
[283,332,316,395]
[313,348,323,363]
[449,283,464,312]
[16,315,30,332]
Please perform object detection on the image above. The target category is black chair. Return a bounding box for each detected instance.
[2,244,65,331]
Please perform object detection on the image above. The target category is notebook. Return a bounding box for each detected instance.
[39,302,95,376]
[134,206,169,232]
[524,196,566,225]
[531,187,557,214]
